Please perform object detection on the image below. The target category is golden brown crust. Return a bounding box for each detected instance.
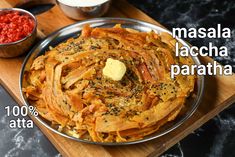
[23,25,195,142]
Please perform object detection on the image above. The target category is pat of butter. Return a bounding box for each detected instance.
[102,58,126,81]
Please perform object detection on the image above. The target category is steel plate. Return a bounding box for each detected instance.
[20,18,204,145]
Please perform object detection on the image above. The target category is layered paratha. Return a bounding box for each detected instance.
[23,25,195,142]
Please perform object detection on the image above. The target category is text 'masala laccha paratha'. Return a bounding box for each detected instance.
[23,24,195,142]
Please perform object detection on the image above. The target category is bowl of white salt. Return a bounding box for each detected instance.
[57,0,112,20]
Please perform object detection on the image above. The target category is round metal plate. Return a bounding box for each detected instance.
[20,18,204,145]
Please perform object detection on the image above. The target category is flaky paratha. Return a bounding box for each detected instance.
[23,24,195,142]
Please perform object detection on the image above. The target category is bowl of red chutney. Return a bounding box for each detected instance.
[0,8,37,58]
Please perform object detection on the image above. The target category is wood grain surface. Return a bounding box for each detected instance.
[0,0,235,156]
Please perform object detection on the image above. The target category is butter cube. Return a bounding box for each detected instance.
[102,58,126,81]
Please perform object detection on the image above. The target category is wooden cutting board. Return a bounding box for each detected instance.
[0,0,235,156]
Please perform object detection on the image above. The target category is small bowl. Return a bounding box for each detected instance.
[56,0,112,20]
[0,8,37,58]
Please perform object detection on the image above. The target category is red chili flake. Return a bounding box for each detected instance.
[0,11,35,44]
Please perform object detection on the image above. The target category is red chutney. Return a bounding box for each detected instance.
[0,11,35,44]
